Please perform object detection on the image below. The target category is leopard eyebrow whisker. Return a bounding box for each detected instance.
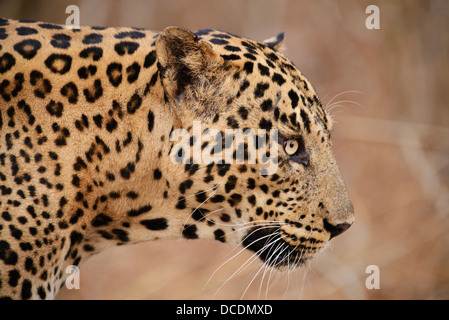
[324,90,364,110]
[327,99,364,113]
[274,90,281,107]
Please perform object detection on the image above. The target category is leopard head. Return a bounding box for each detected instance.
[155,27,354,267]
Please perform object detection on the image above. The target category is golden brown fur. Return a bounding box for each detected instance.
[0,18,353,299]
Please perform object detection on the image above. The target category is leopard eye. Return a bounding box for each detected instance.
[284,139,299,155]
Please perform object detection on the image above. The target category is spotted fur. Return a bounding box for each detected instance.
[0,18,354,299]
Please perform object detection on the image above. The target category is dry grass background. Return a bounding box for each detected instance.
[1,0,448,300]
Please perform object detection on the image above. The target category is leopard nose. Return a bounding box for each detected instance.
[323,219,352,240]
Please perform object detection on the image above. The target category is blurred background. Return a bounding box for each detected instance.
[1,0,448,300]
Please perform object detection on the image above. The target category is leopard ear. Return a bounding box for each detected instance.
[263,32,285,51]
[156,26,222,102]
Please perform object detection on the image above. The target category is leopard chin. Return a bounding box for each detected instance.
[241,225,320,268]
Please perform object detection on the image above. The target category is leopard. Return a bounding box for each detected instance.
[0,17,354,299]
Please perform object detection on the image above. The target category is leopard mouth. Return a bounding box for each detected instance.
[242,225,316,268]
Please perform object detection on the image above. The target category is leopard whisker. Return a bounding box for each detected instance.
[327,99,364,113]
[256,238,291,300]
[224,220,288,237]
[324,90,364,110]
[210,231,282,299]
[205,226,282,290]
[181,185,219,229]
[218,223,286,259]
[177,184,219,203]
[258,241,284,299]
[241,242,284,300]
[219,235,283,299]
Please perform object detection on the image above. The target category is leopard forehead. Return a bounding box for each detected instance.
[190,29,333,137]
